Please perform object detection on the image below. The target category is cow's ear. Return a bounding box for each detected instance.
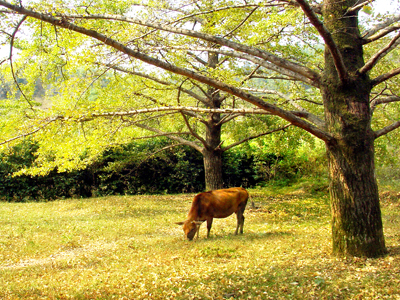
[175,221,185,225]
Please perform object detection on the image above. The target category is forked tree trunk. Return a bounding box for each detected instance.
[322,0,387,257]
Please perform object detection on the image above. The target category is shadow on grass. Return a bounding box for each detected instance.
[188,230,294,243]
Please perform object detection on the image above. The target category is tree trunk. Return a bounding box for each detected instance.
[322,0,387,257]
[202,51,225,191]
[203,93,224,191]
[203,148,223,191]
[326,138,386,257]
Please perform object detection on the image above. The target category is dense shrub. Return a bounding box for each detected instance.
[0,138,325,201]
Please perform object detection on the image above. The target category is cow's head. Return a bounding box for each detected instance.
[176,220,203,240]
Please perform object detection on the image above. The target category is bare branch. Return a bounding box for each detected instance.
[359,31,400,75]
[295,0,348,83]
[222,124,291,152]
[180,111,208,148]
[374,121,400,139]
[134,123,203,152]
[371,67,400,86]
[346,0,371,15]
[370,95,400,112]
[362,14,400,39]
[362,25,400,44]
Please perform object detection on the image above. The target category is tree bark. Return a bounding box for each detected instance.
[202,93,224,191]
[201,52,225,191]
[322,0,387,257]
[203,147,223,191]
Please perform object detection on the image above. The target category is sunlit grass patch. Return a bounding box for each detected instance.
[0,188,399,299]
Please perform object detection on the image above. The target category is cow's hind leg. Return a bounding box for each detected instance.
[235,202,247,235]
[206,218,213,238]
[235,211,245,235]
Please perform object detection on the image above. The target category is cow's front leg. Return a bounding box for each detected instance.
[206,218,213,238]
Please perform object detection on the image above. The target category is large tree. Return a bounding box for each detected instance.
[1,0,399,257]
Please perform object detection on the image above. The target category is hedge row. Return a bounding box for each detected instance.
[0,139,312,201]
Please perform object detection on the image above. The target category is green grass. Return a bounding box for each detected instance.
[0,188,399,299]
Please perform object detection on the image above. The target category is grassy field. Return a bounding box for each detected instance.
[0,186,399,299]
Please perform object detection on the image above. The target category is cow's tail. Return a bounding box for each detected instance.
[249,194,255,209]
[244,189,255,209]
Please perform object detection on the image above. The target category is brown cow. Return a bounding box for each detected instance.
[176,187,249,240]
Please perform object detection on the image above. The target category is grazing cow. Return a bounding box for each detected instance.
[176,187,249,240]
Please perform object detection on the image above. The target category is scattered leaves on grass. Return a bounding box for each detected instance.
[0,189,399,299]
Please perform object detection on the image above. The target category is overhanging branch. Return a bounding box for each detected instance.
[43,12,322,84]
[0,116,62,146]
[0,1,333,143]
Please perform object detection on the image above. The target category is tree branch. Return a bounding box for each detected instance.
[370,95,400,113]
[359,31,400,75]
[362,25,400,44]
[295,0,348,83]
[179,111,208,148]
[99,62,209,105]
[222,124,291,152]
[371,67,400,86]
[362,14,400,40]
[9,15,34,109]
[75,107,273,122]
[223,6,258,38]
[0,1,333,142]
[150,45,319,87]
[134,123,203,152]
[241,87,325,128]
[46,11,322,85]
[0,117,62,146]
[374,121,400,139]
[345,0,371,15]
[128,142,186,174]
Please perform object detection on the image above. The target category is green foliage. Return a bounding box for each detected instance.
[0,139,93,201]
[0,137,327,201]
[93,139,205,195]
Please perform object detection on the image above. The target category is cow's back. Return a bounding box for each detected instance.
[195,187,249,219]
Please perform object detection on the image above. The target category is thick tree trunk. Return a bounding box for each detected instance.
[322,0,387,257]
[326,132,386,257]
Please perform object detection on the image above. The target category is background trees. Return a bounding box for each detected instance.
[0,0,399,257]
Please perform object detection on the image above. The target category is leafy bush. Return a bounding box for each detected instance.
[0,138,326,201]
